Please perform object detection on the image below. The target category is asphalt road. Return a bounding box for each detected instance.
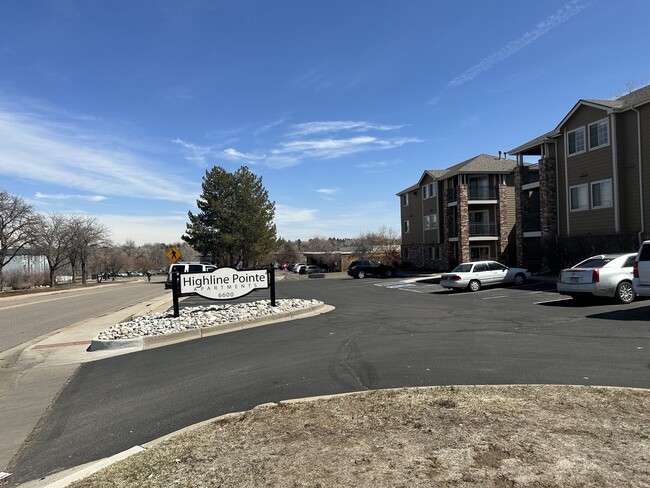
[6,275,650,484]
[0,278,168,353]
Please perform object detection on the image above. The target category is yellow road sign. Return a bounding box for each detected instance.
[166,247,182,263]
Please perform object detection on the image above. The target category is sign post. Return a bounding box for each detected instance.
[171,267,275,317]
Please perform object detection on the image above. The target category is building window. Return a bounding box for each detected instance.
[429,183,436,198]
[403,220,410,233]
[402,193,409,206]
[422,185,428,199]
[427,247,434,260]
[403,247,409,260]
[570,184,589,211]
[591,179,613,209]
[589,119,609,149]
[423,214,437,230]
[567,127,585,156]
[470,246,490,261]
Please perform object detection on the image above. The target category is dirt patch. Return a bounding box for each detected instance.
[69,385,650,487]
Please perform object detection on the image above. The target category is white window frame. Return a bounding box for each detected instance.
[567,127,586,156]
[422,185,428,199]
[429,183,436,198]
[591,179,613,209]
[402,193,409,206]
[588,118,609,150]
[403,219,410,233]
[569,183,589,212]
[423,215,430,230]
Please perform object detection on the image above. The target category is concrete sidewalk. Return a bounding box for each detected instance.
[0,292,173,484]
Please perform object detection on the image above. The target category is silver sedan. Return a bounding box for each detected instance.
[440,260,531,292]
[557,253,637,304]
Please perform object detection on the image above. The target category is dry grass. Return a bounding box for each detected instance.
[69,385,650,487]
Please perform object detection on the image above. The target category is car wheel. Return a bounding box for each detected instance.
[616,281,635,304]
[384,269,393,278]
[468,280,481,292]
[513,273,526,286]
[357,270,366,279]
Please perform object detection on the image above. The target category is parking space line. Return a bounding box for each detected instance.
[482,295,508,300]
[535,297,572,305]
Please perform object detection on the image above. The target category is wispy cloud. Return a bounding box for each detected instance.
[176,120,420,169]
[289,121,405,136]
[316,188,340,195]
[271,136,421,161]
[35,192,107,202]
[0,108,197,204]
[430,0,593,103]
[222,148,264,161]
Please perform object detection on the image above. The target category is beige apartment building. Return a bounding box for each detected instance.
[509,84,650,270]
[397,154,518,270]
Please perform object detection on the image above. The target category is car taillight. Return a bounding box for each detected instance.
[633,260,639,278]
[448,275,461,281]
[592,269,600,283]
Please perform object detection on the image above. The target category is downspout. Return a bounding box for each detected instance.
[611,113,620,233]
[564,128,570,235]
[632,106,645,244]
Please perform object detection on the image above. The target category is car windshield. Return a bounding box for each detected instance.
[574,258,613,269]
[452,264,473,273]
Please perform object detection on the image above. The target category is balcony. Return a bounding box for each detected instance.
[468,186,498,200]
[469,222,498,236]
[447,186,499,203]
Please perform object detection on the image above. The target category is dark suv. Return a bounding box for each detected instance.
[347,260,396,279]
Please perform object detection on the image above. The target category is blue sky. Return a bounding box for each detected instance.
[1,0,649,245]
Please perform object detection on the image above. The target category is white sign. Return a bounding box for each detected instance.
[179,267,268,299]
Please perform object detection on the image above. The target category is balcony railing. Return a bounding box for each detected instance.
[469,222,498,236]
[448,223,498,237]
[447,186,499,202]
[468,186,498,200]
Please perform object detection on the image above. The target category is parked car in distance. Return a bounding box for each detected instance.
[439,261,530,292]
[558,253,637,304]
[293,264,306,274]
[347,260,397,279]
[165,262,217,289]
[633,240,650,298]
[302,265,326,274]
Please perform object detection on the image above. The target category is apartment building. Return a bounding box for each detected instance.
[398,154,518,270]
[509,85,650,270]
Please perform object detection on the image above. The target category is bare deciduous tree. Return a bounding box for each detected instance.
[0,190,38,289]
[32,213,72,287]
[67,216,111,285]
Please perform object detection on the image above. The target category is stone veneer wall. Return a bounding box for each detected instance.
[498,184,510,263]
[458,184,470,263]
[539,157,557,272]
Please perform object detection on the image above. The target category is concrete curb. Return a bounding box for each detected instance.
[87,304,333,352]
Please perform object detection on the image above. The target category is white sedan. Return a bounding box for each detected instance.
[440,261,531,292]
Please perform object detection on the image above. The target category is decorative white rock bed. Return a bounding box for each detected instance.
[97,299,323,341]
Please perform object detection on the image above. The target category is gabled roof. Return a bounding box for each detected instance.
[509,85,650,155]
[416,169,448,186]
[556,84,650,131]
[396,183,419,196]
[508,130,558,155]
[584,84,650,110]
[440,153,517,179]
